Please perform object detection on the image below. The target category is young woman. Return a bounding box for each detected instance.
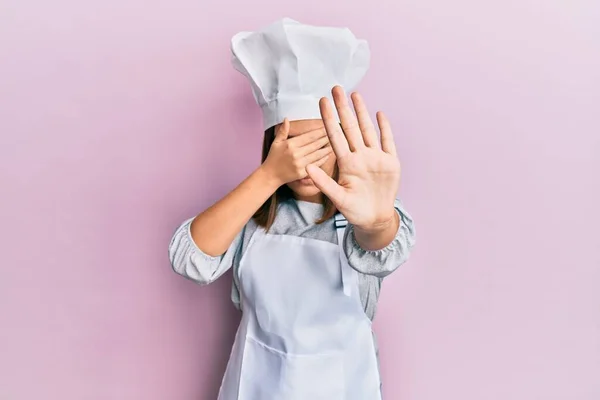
[169,18,416,400]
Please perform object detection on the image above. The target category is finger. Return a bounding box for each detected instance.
[311,153,331,168]
[303,146,333,164]
[319,97,351,158]
[297,136,330,157]
[288,127,327,147]
[306,164,346,206]
[273,118,290,143]
[300,153,331,180]
[351,92,379,148]
[377,111,397,156]
[332,86,364,151]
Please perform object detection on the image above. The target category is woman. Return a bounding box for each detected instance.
[169,18,416,400]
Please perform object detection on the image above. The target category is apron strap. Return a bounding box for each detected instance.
[237,225,266,281]
[334,213,353,297]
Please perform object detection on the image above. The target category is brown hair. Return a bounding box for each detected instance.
[253,126,339,230]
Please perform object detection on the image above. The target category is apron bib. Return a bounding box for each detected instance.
[218,214,382,400]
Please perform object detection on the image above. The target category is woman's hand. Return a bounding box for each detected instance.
[262,119,333,187]
[307,86,401,232]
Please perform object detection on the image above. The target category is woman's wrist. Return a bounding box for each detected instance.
[353,210,399,251]
[355,208,398,234]
[256,164,283,193]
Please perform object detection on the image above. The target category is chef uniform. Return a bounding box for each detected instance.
[216,18,383,400]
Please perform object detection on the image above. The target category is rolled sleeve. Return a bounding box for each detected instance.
[168,218,241,285]
[344,199,416,278]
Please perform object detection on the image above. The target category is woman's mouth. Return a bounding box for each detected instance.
[298,177,314,185]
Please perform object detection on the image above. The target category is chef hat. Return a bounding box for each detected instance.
[231,18,370,130]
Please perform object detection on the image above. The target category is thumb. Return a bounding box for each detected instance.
[273,118,290,143]
[306,164,345,206]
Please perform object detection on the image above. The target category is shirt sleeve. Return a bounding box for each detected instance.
[168,218,243,285]
[344,199,416,278]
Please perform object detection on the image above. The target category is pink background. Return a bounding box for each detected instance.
[1,0,599,399]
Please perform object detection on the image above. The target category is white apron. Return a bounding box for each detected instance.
[217,214,382,400]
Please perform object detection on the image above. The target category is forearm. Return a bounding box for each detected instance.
[346,200,415,277]
[353,210,400,251]
[190,166,280,256]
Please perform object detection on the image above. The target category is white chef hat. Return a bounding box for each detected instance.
[231,18,370,130]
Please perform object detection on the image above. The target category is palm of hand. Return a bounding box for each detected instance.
[335,148,400,227]
[306,86,402,230]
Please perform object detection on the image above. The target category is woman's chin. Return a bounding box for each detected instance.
[287,180,322,199]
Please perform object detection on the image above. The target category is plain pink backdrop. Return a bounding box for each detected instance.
[1,0,599,399]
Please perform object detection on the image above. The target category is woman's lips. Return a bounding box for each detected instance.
[298,177,314,185]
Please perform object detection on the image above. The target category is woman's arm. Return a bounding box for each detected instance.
[168,167,279,285]
[168,218,244,285]
[189,119,332,257]
[353,208,399,251]
[169,120,331,284]
[306,87,416,276]
[189,166,280,257]
[345,199,416,278]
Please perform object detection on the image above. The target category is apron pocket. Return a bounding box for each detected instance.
[239,336,344,400]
